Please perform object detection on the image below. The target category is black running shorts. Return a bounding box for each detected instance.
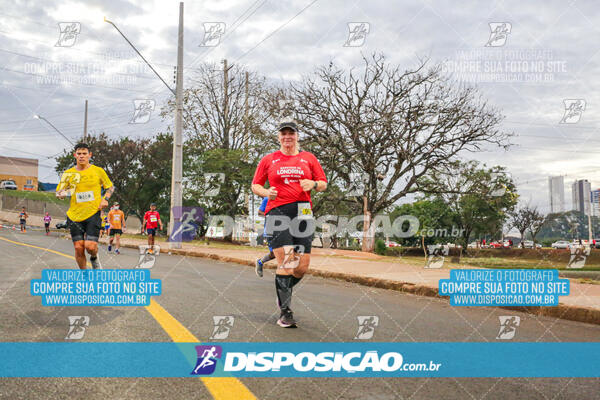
[109,228,123,236]
[266,201,315,254]
[68,211,102,242]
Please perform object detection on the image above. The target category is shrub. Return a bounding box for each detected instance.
[375,239,387,255]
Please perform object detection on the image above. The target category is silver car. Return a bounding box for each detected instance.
[551,240,570,249]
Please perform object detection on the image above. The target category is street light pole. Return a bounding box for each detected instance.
[105,4,184,249]
[33,115,74,146]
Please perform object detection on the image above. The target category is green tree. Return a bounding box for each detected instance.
[419,160,518,249]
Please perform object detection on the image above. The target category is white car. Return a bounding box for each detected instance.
[0,180,17,190]
[522,240,542,249]
[551,240,570,249]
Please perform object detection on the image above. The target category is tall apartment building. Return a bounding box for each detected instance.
[548,175,565,213]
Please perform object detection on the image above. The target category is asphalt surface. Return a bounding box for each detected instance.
[0,228,599,399]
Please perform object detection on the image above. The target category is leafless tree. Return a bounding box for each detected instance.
[527,207,548,246]
[285,53,512,250]
[510,204,534,247]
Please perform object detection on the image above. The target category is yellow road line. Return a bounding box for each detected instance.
[146,300,257,400]
[0,235,258,400]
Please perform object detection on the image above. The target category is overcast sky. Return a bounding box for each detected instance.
[1,0,598,213]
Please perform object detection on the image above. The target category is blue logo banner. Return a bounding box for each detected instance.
[30,269,162,306]
[0,342,597,378]
[439,269,569,306]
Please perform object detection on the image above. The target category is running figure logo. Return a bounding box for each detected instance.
[566,244,590,269]
[346,172,368,197]
[354,316,379,340]
[191,345,223,375]
[55,22,81,47]
[199,22,226,47]
[344,22,370,47]
[169,206,204,242]
[204,173,225,197]
[489,172,512,197]
[65,316,89,340]
[137,245,160,269]
[281,245,303,269]
[130,99,155,124]
[209,316,235,340]
[485,22,511,47]
[559,99,586,124]
[425,245,449,269]
[496,316,520,340]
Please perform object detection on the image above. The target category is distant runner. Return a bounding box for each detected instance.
[143,203,163,253]
[56,142,114,269]
[107,202,125,255]
[100,211,110,239]
[43,212,51,235]
[255,197,275,277]
[19,207,28,233]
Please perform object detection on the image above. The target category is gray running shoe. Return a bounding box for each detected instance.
[277,309,297,328]
[255,259,264,278]
[90,257,102,269]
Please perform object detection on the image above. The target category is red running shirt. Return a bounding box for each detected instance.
[252,150,327,215]
[144,211,161,229]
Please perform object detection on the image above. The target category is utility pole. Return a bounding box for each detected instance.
[169,1,184,249]
[588,213,593,243]
[83,99,88,141]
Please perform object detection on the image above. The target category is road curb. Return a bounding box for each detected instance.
[112,240,600,326]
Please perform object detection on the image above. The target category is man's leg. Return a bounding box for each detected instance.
[115,234,121,250]
[85,241,98,258]
[74,241,87,269]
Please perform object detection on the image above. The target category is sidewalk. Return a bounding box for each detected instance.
[104,236,600,326]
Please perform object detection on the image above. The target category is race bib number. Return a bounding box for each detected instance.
[150,216,157,222]
[297,202,313,220]
[75,191,94,203]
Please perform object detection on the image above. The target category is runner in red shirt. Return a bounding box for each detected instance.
[251,120,327,328]
[143,203,163,251]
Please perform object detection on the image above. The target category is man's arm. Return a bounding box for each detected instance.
[100,186,114,210]
[158,216,163,230]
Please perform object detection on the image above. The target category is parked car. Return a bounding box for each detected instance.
[489,241,503,248]
[386,241,401,248]
[56,220,68,230]
[551,240,570,249]
[594,239,600,249]
[522,240,542,249]
[0,180,17,190]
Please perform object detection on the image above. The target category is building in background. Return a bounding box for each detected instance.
[592,189,600,217]
[548,175,565,213]
[572,179,592,216]
[0,156,38,191]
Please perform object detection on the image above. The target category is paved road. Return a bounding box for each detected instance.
[0,228,598,399]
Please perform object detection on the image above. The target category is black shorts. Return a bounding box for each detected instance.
[109,228,123,236]
[147,228,157,236]
[68,212,102,242]
[266,201,315,254]
[20,219,26,225]
[44,223,50,228]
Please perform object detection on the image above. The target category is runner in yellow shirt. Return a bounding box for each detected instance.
[107,202,126,255]
[56,143,114,269]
